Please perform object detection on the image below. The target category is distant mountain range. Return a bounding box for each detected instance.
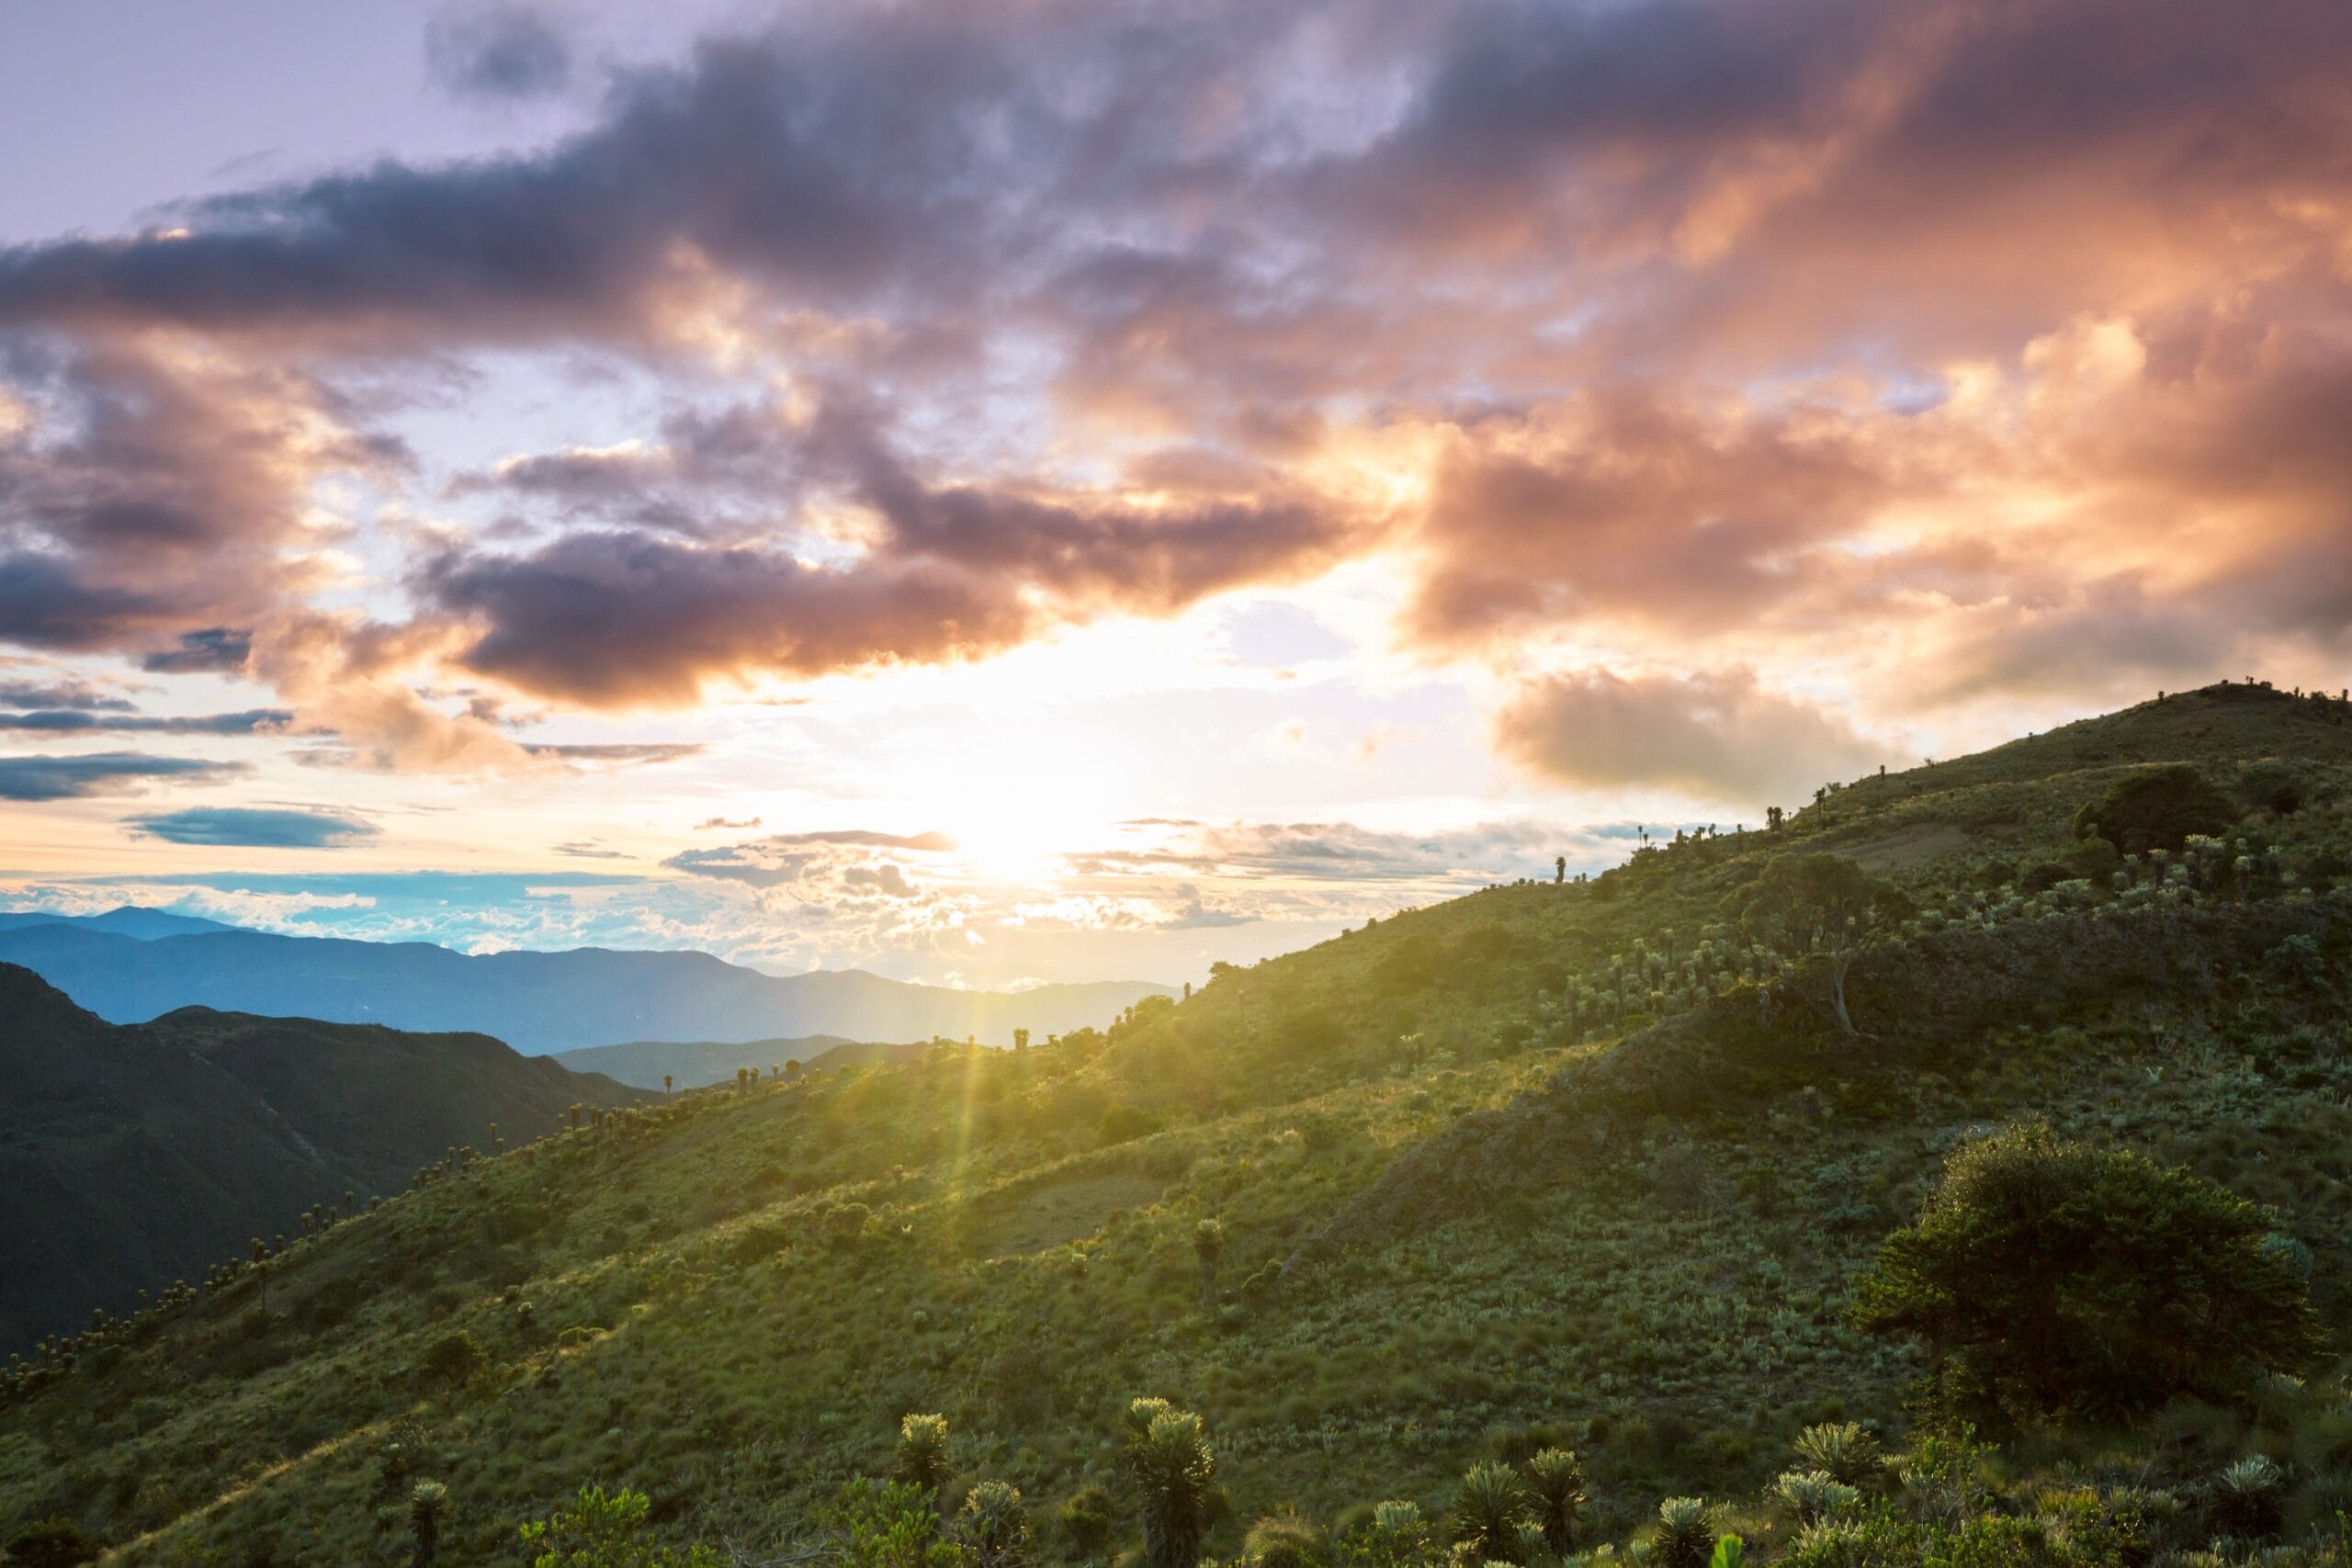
[0,913,1172,1051]
[0,963,641,1350]
[553,1034,929,1090]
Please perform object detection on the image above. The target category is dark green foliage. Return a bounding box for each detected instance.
[1240,1509,1323,1568]
[1725,854,1909,1034]
[3,1517,99,1567]
[409,1479,447,1566]
[957,1481,1034,1568]
[418,1330,488,1392]
[1057,1485,1114,1562]
[2236,759,2308,816]
[1123,1401,1217,1568]
[1452,1460,1528,1562]
[1651,1497,1714,1568]
[1852,1123,2326,1421]
[1521,1448,1585,1555]
[893,1413,952,1493]
[2072,764,2238,854]
[517,1483,721,1567]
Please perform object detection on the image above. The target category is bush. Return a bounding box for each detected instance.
[1791,1424,1879,1487]
[2210,1455,2287,1541]
[894,1413,952,1492]
[2072,766,2237,855]
[1241,1509,1323,1568]
[1522,1449,1586,1554]
[518,1483,722,1568]
[1653,1498,1715,1568]
[418,1330,489,1392]
[1058,1485,1114,1562]
[1774,1471,1858,1527]
[1453,1461,1529,1562]
[959,1482,1034,1568]
[4,1517,99,1568]
[2235,760,2307,816]
[1852,1123,2325,1421]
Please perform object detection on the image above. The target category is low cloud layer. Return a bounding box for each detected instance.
[0,752,243,802]
[1494,668,1886,808]
[124,806,379,848]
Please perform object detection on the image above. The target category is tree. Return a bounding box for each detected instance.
[1193,1220,1224,1313]
[662,1074,673,1098]
[1728,854,1907,1035]
[894,1413,952,1495]
[1522,1449,1586,1555]
[1555,855,1566,884]
[2071,764,2237,856]
[1852,1123,2326,1421]
[1014,1028,1030,1052]
[410,1480,448,1566]
[1121,1400,1217,1568]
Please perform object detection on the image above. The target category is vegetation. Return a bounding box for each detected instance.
[5,682,2352,1565]
[1853,1123,2326,1421]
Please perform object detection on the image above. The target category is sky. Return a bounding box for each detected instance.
[1,0,2347,988]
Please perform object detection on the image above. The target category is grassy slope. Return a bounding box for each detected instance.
[6,682,2352,1564]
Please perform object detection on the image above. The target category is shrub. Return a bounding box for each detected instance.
[1241,1509,1323,1568]
[2072,766,2237,855]
[2235,761,2306,816]
[2210,1455,2288,1541]
[1774,1472,1858,1527]
[1122,1402,1217,1568]
[411,1480,448,1566]
[1058,1485,1114,1562]
[959,1482,1034,1568]
[418,1331,489,1392]
[895,1413,952,1493]
[1652,1498,1714,1568]
[1522,1449,1586,1555]
[1453,1461,1530,1562]
[1791,1424,1879,1487]
[518,1483,722,1567]
[1852,1124,2325,1421]
[4,1517,99,1568]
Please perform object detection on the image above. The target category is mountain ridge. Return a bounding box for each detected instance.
[0,923,1172,1050]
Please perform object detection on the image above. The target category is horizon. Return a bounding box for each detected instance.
[4,0,2348,991]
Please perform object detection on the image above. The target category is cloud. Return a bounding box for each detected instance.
[663,828,954,887]
[841,863,918,897]
[1493,667,1883,807]
[695,816,761,830]
[0,752,244,802]
[0,0,2346,742]
[425,3,574,103]
[550,840,628,859]
[527,741,707,767]
[0,706,289,735]
[123,806,379,848]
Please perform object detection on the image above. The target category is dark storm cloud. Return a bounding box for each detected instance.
[426,4,575,103]
[0,752,244,802]
[123,806,379,848]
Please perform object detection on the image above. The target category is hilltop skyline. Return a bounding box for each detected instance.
[3,0,2348,986]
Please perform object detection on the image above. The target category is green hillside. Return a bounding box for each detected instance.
[8,681,2352,1566]
[0,976,644,1353]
